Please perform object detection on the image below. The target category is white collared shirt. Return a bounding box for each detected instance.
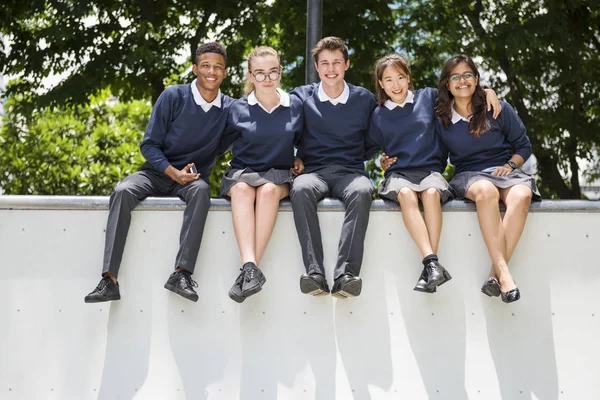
[247,88,290,113]
[383,90,415,110]
[190,79,222,112]
[317,82,350,105]
[451,107,471,123]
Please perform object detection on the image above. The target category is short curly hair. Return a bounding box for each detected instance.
[195,42,227,65]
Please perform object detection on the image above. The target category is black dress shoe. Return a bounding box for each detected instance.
[164,270,199,302]
[85,276,121,303]
[481,277,501,297]
[228,270,246,303]
[331,274,362,298]
[501,287,521,303]
[424,260,452,290]
[240,262,266,297]
[413,268,436,293]
[300,273,330,295]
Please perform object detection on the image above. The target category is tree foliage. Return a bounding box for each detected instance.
[0,92,148,195]
[1,0,599,198]
[393,0,600,198]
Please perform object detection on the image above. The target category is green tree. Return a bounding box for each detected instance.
[0,92,149,195]
[393,0,600,198]
[0,0,267,109]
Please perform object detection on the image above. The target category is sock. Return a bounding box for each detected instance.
[422,254,438,265]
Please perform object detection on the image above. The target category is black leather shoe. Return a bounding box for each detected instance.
[481,277,501,297]
[164,270,199,302]
[501,287,521,303]
[331,274,362,298]
[424,260,452,290]
[85,276,121,303]
[240,262,266,297]
[413,268,436,293]
[228,270,246,303]
[299,273,330,296]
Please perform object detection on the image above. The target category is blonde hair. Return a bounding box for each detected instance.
[244,46,281,95]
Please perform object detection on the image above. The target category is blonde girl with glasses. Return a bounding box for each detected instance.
[435,54,541,303]
[221,46,305,303]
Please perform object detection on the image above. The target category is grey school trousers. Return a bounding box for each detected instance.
[290,166,373,280]
[101,169,211,278]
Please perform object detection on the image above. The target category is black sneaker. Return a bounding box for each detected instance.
[164,270,199,302]
[240,262,266,297]
[299,273,330,295]
[228,270,246,303]
[331,274,362,299]
[424,260,452,290]
[85,276,121,303]
[413,268,436,294]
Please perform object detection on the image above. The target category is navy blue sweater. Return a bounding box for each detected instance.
[291,83,377,170]
[226,95,303,171]
[436,101,532,175]
[140,84,234,179]
[368,88,447,178]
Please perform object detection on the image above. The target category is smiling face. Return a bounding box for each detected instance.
[379,65,410,104]
[248,54,281,96]
[314,49,349,92]
[192,52,227,96]
[447,62,478,100]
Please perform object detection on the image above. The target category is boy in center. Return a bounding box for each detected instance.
[290,36,377,298]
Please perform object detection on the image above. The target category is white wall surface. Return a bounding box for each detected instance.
[0,197,599,400]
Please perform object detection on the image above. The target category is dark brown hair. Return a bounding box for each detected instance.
[374,54,415,105]
[311,36,349,63]
[435,54,489,137]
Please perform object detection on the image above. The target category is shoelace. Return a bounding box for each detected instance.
[179,272,198,289]
[94,277,111,292]
[244,267,256,282]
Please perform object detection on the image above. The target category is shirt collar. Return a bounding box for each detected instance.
[317,81,350,105]
[383,90,414,110]
[191,79,222,110]
[247,88,290,113]
[451,104,471,124]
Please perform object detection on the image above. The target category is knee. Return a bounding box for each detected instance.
[421,188,440,202]
[112,182,136,201]
[347,184,373,206]
[256,183,279,201]
[398,187,418,204]
[230,182,255,199]
[507,187,533,209]
[290,179,316,203]
[474,184,500,204]
[186,179,211,200]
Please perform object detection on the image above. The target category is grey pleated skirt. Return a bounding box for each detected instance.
[378,171,453,203]
[220,167,293,197]
[450,169,541,200]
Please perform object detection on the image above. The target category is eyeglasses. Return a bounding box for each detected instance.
[252,70,281,82]
[449,72,476,82]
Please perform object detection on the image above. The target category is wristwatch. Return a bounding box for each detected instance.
[507,161,518,170]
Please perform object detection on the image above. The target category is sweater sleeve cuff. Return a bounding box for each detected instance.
[158,160,171,173]
[515,149,532,162]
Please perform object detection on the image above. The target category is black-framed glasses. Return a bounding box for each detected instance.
[252,70,281,82]
[449,72,476,82]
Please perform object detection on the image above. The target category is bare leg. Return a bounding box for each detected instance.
[398,188,434,257]
[254,183,289,265]
[484,185,533,279]
[229,183,257,264]
[465,180,516,292]
[418,188,443,254]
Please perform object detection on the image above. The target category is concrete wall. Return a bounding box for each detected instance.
[1,196,599,400]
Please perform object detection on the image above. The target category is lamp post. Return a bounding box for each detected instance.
[305,0,322,84]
